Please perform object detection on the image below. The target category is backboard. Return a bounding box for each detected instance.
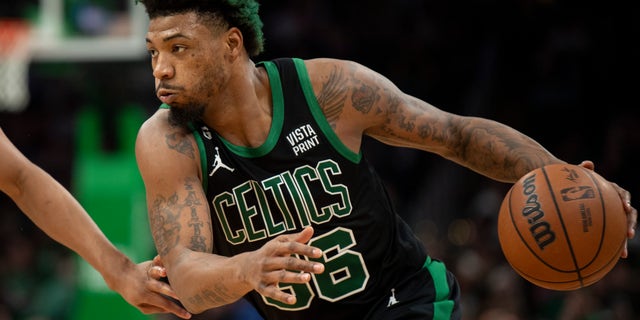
[27,0,149,62]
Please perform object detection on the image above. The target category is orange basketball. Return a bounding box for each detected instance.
[497,163,627,291]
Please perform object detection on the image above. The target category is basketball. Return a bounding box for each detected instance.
[497,163,627,291]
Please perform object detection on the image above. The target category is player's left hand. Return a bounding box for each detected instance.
[579,160,637,258]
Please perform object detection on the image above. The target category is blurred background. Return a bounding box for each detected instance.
[0,1,638,319]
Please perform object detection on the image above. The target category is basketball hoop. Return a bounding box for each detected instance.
[0,19,31,112]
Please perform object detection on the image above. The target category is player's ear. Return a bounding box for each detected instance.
[226,27,243,58]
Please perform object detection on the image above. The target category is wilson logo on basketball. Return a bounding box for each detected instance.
[521,173,556,250]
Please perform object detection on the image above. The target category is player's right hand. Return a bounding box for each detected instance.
[243,226,325,305]
[580,160,637,258]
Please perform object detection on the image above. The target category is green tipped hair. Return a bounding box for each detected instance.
[136,0,264,57]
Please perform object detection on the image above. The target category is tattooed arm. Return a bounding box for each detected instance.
[305,58,636,256]
[305,58,564,183]
[0,128,190,319]
[135,110,324,314]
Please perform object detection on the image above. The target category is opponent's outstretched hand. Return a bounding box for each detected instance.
[110,259,192,319]
[579,160,637,258]
[242,226,325,305]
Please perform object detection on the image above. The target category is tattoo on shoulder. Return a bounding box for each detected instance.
[165,132,195,159]
[351,82,380,115]
[317,66,348,128]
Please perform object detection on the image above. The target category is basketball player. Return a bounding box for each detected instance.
[0,127,192,319]
[134,1,637,319]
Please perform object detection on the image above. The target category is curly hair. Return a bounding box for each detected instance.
[136,0,264,57]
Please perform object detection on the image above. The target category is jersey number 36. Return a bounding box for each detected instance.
[263,227,370,311]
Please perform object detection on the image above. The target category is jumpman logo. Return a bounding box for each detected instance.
[209,147,235,176]
[387,288,399,307]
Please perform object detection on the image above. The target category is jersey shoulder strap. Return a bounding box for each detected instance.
[267,57,361,163]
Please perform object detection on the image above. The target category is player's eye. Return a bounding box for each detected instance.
[172,45,186,53]
[147,48,158,57]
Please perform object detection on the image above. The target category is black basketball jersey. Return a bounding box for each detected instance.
[189,58,430,319]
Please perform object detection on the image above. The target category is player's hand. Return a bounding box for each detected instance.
[243,226,325,305]
[579,160,637,258]
[111,259,192,319]
[148,254,169,284]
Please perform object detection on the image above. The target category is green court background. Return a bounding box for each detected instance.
[71,106,154,320]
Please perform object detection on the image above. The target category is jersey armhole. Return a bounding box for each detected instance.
[187,123,209,193]
[292,58,362,164]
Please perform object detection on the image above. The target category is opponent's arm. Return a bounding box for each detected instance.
[135,110,324,314]
[0,128,191,319]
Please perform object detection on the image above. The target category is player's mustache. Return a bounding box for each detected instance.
[155,83,185,94]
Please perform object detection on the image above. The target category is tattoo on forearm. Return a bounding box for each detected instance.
[317,67,348,128]
[187,285,235,308]
[377,92,419,141]
[150,177,210,256]
[150,193,182,256]
[451,118,548,179]
[388,93,414,132]
[184,178,208,252]
[166,132,195,159]
[417,120,433,141]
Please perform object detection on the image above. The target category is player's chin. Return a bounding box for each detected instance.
[168,104,205,127]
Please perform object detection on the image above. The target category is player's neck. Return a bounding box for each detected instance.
[203,63,272,148]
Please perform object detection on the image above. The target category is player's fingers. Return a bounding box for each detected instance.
[256,282,298,305]
[578,160,595,171]
[152,254,165,267]
[135,303,164,315]
[148,265,167,280]
[289,257,323,274]
[264,256,324,275]
[626,202,637,239]
[612,183,637,239]
[253,269,314,305]
[293,226,315,243]
[146,276,179,300]
[152,299,192,319]
[275,226,315,245]
[262,227,322,260]
[261,268,313,285]
[621,242,628,259]
[137,300,192,319]
[268,240,322,260]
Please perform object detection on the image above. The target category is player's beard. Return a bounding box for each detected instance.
[168,103,205,128]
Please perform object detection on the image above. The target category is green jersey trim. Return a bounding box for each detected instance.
[187,122,209,194]
[292,58,362,164]
[424,256,455,320]
[218,61,285,158]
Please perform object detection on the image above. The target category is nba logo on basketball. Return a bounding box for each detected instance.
[560,186,595,201]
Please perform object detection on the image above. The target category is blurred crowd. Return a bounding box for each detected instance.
[1,1,639,319]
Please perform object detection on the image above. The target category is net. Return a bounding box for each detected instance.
[0,19,31,112]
